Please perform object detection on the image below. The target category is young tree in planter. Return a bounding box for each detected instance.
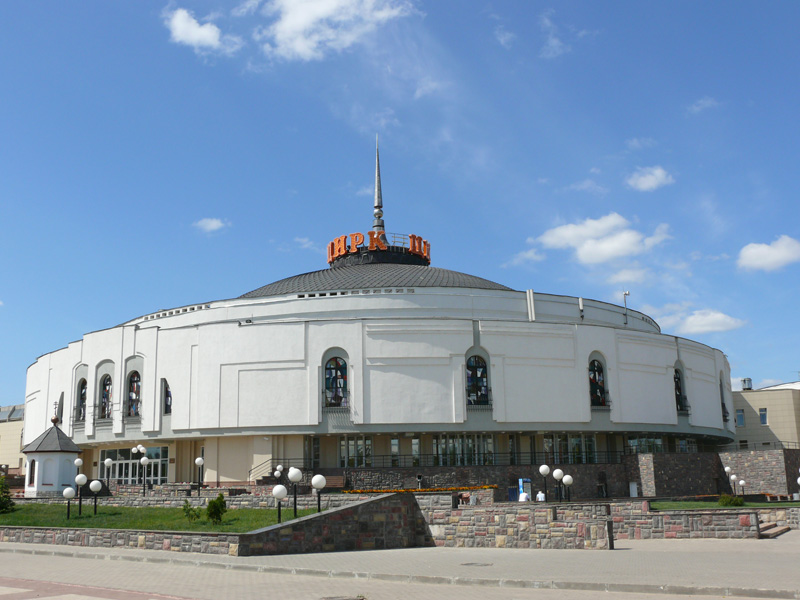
[0,476,15,513]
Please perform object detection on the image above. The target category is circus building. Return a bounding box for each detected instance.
[23,145,736,497]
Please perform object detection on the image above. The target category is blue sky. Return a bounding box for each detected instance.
[2,1,799,407]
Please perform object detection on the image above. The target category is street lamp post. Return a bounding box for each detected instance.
[131,446,140,484]
[563,474,574,502]
[311,474,327,513]
[104,458,113,489]
[89,480,102,515]
[288,467,303,519]
[63,487,76,520]
[730,474,738,495]
[75,473,87,515]
[553,468,564,502]
[140,456,150,497]
[539,464,550,502]
[272,484,287,523]
[195,457,204,497]
[737,479,745,498]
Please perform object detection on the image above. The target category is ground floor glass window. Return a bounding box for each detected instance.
[100,447,169,484]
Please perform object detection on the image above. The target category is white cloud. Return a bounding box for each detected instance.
[539,10,570,59]
[233,0,262,17]
[193,218,231,233]
[503,247,545,268]
[589,167,601,175]
[625,166,675,192]
[646,302,745,335]
[625,137,656,150]
[536,213,670,265]
[414,76,446,100]
[164,8,243,55]
[677,309,745,335]
[688,96,720,114]
[356,185,373,196]
[295,236,326,253]
[0,300,4,307]
[255,0,412,62]
[563,179,607,195]
[608,268,648,284]
[494,25,515,49]
[737,235,800,271]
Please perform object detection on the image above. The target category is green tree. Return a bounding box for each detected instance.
[206,493,227,525]
[0,476,15,514]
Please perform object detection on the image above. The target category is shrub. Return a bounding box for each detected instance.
[182,499,201,522]
[718,494,744,507]
[0,476,15,514]
[206,493,227,525]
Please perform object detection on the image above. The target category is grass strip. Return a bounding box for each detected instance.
[0,503,317,533]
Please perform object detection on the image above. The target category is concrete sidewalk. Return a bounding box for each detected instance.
[1,531,798,598]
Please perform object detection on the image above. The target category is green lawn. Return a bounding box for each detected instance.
[0,503,317,533]
[651,500,800,510]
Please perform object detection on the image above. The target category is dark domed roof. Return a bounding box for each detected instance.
[240,263,514,298]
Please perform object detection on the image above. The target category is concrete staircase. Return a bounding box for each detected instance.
[759,521,791,539]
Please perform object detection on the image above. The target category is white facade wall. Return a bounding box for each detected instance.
[24,288,735,463]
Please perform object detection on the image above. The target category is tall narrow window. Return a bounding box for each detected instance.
[589,359,607,406]
[27,460,36,486]
[127,371,141,417]
[76,379,87,422]
[99,375,112,420]
[719,378,729,422]
[735,409,745,427]
[162,380,172,415]
[759,408,768,425]
[674,368,688,412]
[324,357,348,407]
[466,355,490,405]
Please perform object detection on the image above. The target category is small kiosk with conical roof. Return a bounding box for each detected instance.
[22,415,81,497]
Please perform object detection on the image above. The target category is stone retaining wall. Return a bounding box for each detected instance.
[0,526,238,555]
[419,502,610,549]
[237,493,432,556]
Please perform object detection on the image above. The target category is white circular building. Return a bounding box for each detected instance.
[23,148,735,491]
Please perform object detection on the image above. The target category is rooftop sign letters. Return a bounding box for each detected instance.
[327,232,431,265]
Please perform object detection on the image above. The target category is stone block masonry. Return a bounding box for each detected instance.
[237,493,433,556]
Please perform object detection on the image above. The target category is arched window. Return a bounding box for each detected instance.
[127,371,141,417]
[324,357,348,407]
[466,355,490,405]
[99,375,112,420]
[589,359,608,407]
[76,379,87,422]
[27,459,36,486]
[674,367,688,413]
[719,376,729,422]
[162,379,172,415]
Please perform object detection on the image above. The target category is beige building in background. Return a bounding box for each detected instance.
[0,405,25,475]
[732,381,800,449]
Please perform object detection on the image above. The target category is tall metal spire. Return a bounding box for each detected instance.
[373,134,385,233]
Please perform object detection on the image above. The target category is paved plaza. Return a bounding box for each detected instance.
[0,531,798,600]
